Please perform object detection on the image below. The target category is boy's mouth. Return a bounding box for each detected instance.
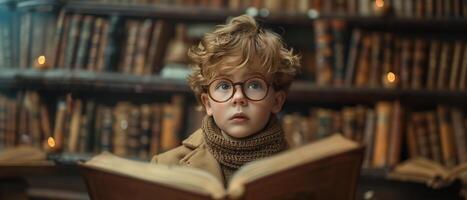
[229,113,249,122]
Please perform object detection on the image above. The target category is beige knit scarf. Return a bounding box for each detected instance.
[202,115,288,182]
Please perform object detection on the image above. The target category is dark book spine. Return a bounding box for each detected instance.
[139,104,152,159]
[127,105,142,158]
[64,14,83,69]
[369,32,382,88]
[411,39,427,90]
[313,20,334,86]
[149,103,162,156]
[19,13,32,69]
[145,20,170,74]
[355,35,371,87]
[103,16,124,72]
[449,41,463,90]
[426,40,440,90]
[426,112,443,163]
[344,29,362,86]
[86,17,104,71]
[100,106,114,153]
[133,19,153,76]
[451,108,467,164]
[331,20,347,87]
[75,15,95,70]
[459,43,467,90]
[437,42,451,90]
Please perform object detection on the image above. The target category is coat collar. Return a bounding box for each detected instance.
[182,129,204,149]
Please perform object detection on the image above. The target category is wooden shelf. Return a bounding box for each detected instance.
[63,1,242,22]
[1,69,467,105]
[289,81,467,105]
[15,0,62,11]
[0,69,192,94]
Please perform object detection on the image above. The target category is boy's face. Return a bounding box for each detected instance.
[201,67,286,138]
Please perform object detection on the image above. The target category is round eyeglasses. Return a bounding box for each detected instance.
[203,76,271,103]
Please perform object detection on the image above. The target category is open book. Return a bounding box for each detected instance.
[79,134,364,200]
[388,157,467,188]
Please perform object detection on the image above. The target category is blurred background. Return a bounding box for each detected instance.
[0,0,466,199]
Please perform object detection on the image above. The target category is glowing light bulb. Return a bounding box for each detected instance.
[375,0,384,8]
[387,72,396,83]
[48,137,55,148]
[38,55,46,65]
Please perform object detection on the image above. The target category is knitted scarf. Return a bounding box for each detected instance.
[202,115,288,183]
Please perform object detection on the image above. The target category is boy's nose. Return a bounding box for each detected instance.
[232,85,247,105]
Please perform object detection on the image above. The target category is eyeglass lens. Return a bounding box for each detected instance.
[208,77,268,102]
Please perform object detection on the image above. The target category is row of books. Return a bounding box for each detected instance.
[313,20,467,91]
[282,102,467,169]
[0,92,203,160]
[56,13,190,75]
[407,107,467,168]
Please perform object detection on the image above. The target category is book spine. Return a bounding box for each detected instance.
[400,38,413,90]
[56,14,71,69]
[75,15,95,70]
[344,29,362,86]
[362,109,376,168]
[451,108,467,163]
[368,32,382,88]
[437,106,456,167]
[103,16,123,72]
[387,101,403,167]
[113,103,130,157]
[145,20,170,74]
[372,102,392,168]
[411,39,427,90]
[139,104,152,159]
[313,20,333,87]
[127,105,142,158]
[458,43,467,90]
[19,13,32,69]
[426,112,443,163]
[100,106,114,153]
[355,35,371,87]
[331,20,347,87]
[150,103,162,156]
[120,20,140,74]
[413,113,431,159]
[133,19,153,76]
[68,99,82,153]
[449,41,463,91]
[406,113,419,159]
[437,42,451,90]
[426,40,440,90]
[64,14,83,69]
[86,17,104,71]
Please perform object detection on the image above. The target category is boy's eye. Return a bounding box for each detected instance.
[246,79,265,90]
[215,81,232,90]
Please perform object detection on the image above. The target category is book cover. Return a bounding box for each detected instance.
[80,134,364,200]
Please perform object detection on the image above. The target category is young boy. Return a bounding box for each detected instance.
[151,14,301,185]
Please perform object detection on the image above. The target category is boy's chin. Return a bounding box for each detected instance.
[223,128,257,139]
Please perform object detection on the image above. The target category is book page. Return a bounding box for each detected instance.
[227,134,360,199]
[83,152,226,199]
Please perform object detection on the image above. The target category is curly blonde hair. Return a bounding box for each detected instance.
[187,15,301,104]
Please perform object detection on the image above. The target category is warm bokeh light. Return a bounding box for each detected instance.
[387,72,396,83]
[375,0,384,8]
[48,137,56,148]
[37,55,46,65]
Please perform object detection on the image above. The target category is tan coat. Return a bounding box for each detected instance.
[150,129,225,184]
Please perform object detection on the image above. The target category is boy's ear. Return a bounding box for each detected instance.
[271,90,286,114]
[201,93,213,116]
